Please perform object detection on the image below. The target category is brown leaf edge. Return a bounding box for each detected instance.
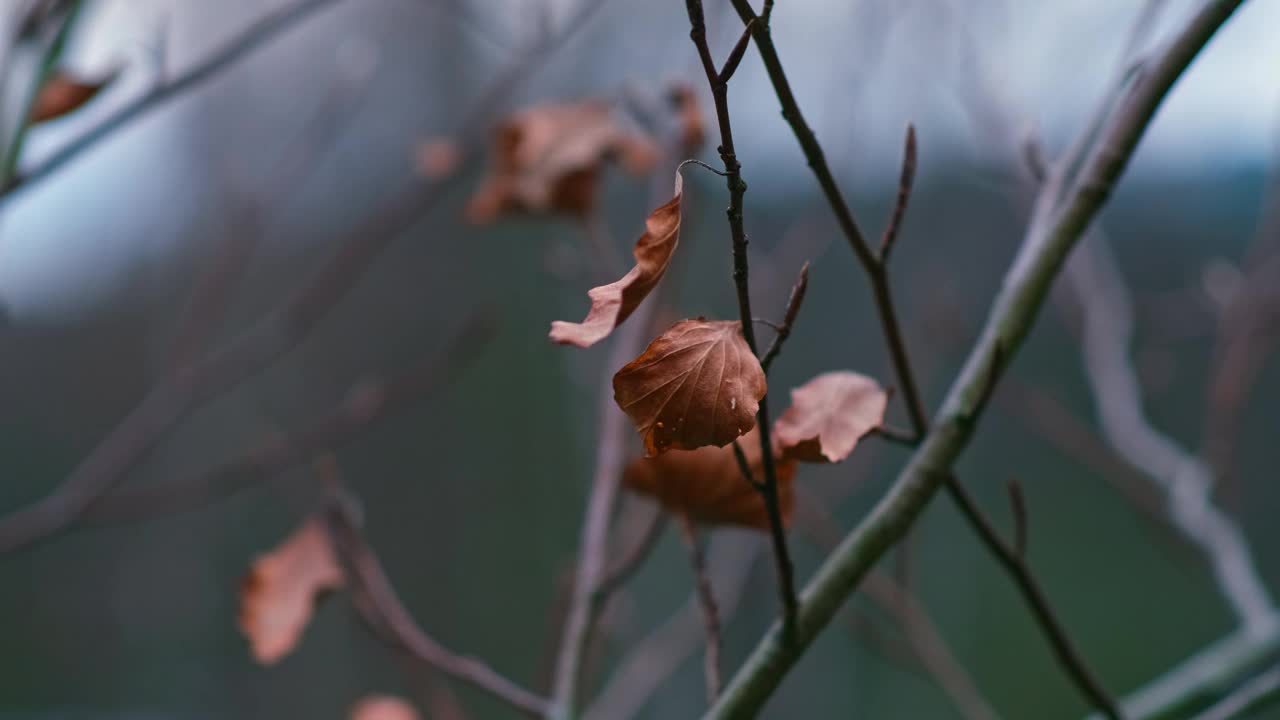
[550,173,683,348]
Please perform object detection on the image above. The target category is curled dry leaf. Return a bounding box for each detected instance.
[613,319,766,456]
[350,695,420,720]
[549,174,682,348]
[624,428,795,530]
[465,99,658,222]
[238,517,344,664]
[773,371,888,463]
[29,70,112,123]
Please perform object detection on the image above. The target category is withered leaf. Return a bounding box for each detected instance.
[465,99,657,222]
[351,695,420,720]
[549,174,682,348]
[29,70,110,123]
[414,137,461,179]
[613,319,766,455]
[623,427,795,529]
[668,83,706,155]
[238,517,344,665]
[773,371,888,463]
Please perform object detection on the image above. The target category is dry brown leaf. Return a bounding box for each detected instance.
[238,517,344,665]
[668,83,706,155]
[613,319,766,455]
[465,99,658,222]
[29,70,110,123]
[549,174,682,348]
[350,695,420,720]
[414,137,461,179]
[623,427,795,529]
[773,371,888,463]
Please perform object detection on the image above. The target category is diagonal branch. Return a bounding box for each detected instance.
[703,2,1247,716]
[324,496,552,718]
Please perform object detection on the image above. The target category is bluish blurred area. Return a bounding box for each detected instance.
[0,1,1277,718]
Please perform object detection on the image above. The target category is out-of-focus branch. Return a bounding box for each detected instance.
[1188,663,1280,720]
[1064,235,1275,631]
[2,0,343,200]
[943,474,1121,718]
[169,62,373,371]
[797,491,1000,720]
[1200,125,1280,487]
[705,2,1246,716]
[583,534,763,720]
[594,503,667,602]
[678,514,722,703]
[0,0,613,555]
[324,496,552,718]
[73,314,492,527]
[550,78,682,716]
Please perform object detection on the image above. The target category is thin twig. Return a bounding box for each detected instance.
[685,0,797,640]
[944,476,1122,719]
[583,533,763,720]
[324,498,552,718]
[877,125,917,264]
[760,261,809,373]
[594,503,668,602]
[678,513,722,703]
[704,2,1246,715]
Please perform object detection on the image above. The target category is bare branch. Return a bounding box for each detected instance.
[324,497,552,718]
[877,124,917,264]
[678,514,722,702]
[944,477,1122,719]
[1064,235,1275,631]
[583,534,763,720]
[1188,664,1280,720]
[760,261,810,373]
[797,491,1000,720]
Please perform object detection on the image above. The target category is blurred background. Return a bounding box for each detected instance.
[0,0,1278,718]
